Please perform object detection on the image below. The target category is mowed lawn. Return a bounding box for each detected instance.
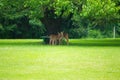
[0,39,120,80]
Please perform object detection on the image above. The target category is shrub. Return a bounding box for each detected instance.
[69,27,87,38]
[87,29,103,38]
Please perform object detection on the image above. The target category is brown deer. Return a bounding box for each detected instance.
[64,32,69,45]
[49,32,63,45]
[61,32,69,45]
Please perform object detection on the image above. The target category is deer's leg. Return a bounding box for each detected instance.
[49,38,52,45]
[52,40,54,45]
[54,40,56,45]
[59,39,60,45]
[65,35,69,45]
[59,39,62,45]
[55,40,57,45]
[66,38,69,45]
[57,39,60,45]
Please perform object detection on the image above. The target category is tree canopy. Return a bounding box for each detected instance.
[0,0,120,38]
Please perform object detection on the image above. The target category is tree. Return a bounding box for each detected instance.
[0,0,119,38]
[77,0,120,38]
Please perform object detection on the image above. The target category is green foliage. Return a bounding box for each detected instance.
[80,0,119,19]
[53,0,76,18]
[29,18,42,26]
[43,37,49,44]
[87,29,103,38]
[0,24,4,38]
[0,0,119,38]
[24,0,44,18]
[0,24,4,31]
[29,18,46,38]
[69,27,87,38]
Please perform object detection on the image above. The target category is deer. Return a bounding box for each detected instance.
[63,32,69,45]
[49,32,63,45]
[59,32,69,45]
[49,32,69,45]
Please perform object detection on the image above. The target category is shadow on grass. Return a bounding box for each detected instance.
[68,39,120,47]
[0,41,43,46]
[0,39,120,47]
[69,42,120,47]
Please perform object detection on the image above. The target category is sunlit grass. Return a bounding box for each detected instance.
[0,39,120,80]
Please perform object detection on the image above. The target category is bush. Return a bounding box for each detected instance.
[87,29,103,38]
[69,27,87,38]
[0,24,5,38]
[42,36,49,44]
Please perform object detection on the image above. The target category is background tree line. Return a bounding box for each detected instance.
[0,0,120,39]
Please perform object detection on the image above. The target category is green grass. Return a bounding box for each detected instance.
[0,39,120,80]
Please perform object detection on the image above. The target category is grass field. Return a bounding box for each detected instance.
[0,39,120,80]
